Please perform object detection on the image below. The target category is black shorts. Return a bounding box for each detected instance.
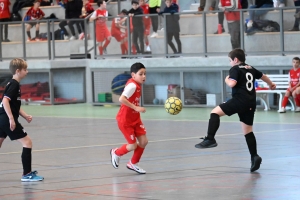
[0,122,27,141]
[27,22,40,27]
[219,98,256,126]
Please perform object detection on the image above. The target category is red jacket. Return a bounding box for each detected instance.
[224,1,241,21]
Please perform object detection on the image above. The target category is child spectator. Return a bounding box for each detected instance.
[110,62,148,174]
[195,49,276,173]
[89,0,111,55]
[23,0,45,42]
[149,0,161,38]
[79,0,95,40]
[279,57,300,113]
[159,0,181,56]
[139,0,151,52]
[128,0,144,55]
[0,58,44,182]
[218,0,241,49]
[111,9,128,55]
[0,0,11,42]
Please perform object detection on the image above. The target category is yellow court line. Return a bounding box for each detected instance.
[35,115,300,125]
[0,128,298,156]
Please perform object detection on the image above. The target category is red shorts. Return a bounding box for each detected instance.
[112,31,126,42]
[118,121,146,144]
[96,26,111,42]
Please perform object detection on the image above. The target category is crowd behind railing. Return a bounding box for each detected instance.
[0,0,299,60]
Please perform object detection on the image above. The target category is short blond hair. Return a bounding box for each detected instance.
[9,58,27,75]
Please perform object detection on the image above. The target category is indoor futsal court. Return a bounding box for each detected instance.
[1,104,300,200]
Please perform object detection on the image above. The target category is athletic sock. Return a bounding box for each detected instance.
[131,146,145,164]
[145,41,149,46]
[21,147,32,175]
[103,39,110,49]
[98,46,103,55]
[207,113,220,140]
[245,132,257,158]
[121,44,125,55]
[281,96,289,108]
[122,43,128,54]
[132,45,137,54]
[115,144,129,156]
[295,96,300,107]
[26,31,31,39]
[36,30,39,38]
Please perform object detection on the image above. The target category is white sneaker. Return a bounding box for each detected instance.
[295,107,300,112]
[146,45,151,52]
[247,21,253,28]
[279,3,285,7]
[110,148,120,169]
[64,35,69,40]
[150,32,158,38]
[69,36,76,40]
[278,107,286,113]
[126,161,146,174]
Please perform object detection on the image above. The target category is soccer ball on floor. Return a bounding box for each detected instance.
[164,97,182,115]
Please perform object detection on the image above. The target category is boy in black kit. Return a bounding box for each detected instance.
[195,49,276,172]
[0,58,44,182]
[128,0,145,54]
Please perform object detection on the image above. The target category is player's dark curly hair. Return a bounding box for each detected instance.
[97,0,104,7]
[228,48,246,63]
[131,62,145,73]
[9,58,27,74]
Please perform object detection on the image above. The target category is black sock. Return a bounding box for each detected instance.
[21,147,32,175]
[207,113,220,140]
[245,132,257,158]
[36,30,39,39]
[26,31,31,39]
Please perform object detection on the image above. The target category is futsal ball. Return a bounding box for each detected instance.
[111,73,131,95]
[164,97,182,115]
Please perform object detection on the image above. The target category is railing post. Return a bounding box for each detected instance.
[163,13,168,57]
[47,20,51,60]
[51,20,55,60]
[127,17,131,57]
[279,8,284,56]
[202,11,207,57]
[240,9,245,50]
[84,18,88,58]
[0,22,2,61]
[93,20,97,59]
[22,21,27,60]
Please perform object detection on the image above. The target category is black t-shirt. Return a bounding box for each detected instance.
[229,64,263,105]
[0,79,21,123]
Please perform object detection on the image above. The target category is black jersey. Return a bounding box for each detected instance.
[229,64,263,105]
[0,79,21,124]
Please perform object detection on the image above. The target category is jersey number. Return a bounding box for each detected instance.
[246,72,253,91]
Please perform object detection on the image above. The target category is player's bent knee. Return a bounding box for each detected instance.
[139,139,148,148]
[127,143,137,151]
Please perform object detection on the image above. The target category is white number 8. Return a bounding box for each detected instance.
[246,72,253,91]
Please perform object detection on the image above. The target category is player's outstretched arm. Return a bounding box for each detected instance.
[260,74,276,90]
[19,108,32,123]
[119,95,146,113]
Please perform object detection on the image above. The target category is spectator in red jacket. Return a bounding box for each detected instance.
[0,0,11,42]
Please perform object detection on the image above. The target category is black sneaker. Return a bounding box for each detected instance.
[195,137,218,149]
[250,155,262,172]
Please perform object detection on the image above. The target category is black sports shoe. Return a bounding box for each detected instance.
[195,137,218,149]
[250,155,262,172]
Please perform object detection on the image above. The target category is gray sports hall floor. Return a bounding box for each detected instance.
[1,104,300,200]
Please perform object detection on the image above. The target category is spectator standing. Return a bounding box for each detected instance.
[149,0,161,38]
[159,0,181,56]
[139,0,151,52]
[128,0,145,54]
[0,0,11,42]
[79,0,95,39]
[198,0,215,12]
[23,0,45,42]
[89,0,111,55]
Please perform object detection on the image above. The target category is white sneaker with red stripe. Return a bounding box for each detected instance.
[110,148,120,169]
[126,161,146,174]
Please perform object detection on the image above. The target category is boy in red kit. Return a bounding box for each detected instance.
[279,57,300,113]
[0,0,11,42]
[139,0,151,52]
[23,0,45,42]
[111,9,128,55]
[79,0,94,40]
[110,62,148,174]
[89,0,111,55]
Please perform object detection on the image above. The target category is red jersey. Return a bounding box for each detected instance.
[111,15,126,36]
[289,68,300,87]
[140,4,151,25]
[116,78,141,125]
[91,9,108,29]
[0,0,10,19]
[26,7,45,20]
[85,3,94,15]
